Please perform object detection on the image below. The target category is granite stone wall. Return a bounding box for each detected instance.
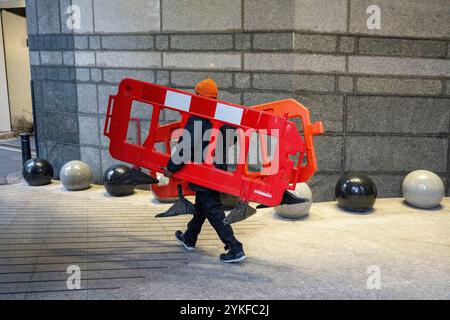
[26,0,450,201]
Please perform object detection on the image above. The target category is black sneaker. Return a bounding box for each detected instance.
[175,231,195,251]
[219,248,247,263]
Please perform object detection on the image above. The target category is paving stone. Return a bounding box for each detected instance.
[347,96,450,134]
[162,0,241,32]
[93,0,160,33]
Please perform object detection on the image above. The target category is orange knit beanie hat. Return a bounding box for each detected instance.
[195,79,218,98]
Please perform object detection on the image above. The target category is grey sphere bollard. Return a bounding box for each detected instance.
[402,170,444,209]
[275,183,313,219]
[60,160,93,191]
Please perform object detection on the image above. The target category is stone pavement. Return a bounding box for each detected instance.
[0,181,449,300]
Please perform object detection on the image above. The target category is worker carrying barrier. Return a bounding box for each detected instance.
[104,78,324,207]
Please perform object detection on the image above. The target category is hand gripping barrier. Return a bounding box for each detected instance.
[104,78,323,207]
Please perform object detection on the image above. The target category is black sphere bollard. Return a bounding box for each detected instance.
[20,133,32,166]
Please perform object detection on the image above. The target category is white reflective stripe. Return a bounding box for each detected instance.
[164,90,191,112]
[214,103,243,125]
[254,190,272,198]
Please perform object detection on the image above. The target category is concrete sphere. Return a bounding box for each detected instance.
[275,183,313,219]
[402,170,444,209]
[60,160,93,191]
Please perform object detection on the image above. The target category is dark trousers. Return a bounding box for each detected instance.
[183,189,243,251]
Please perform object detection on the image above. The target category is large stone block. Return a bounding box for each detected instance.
[101,35,154,50]
[163,53,241,70]
[162,0,241,32]
[61,0,94,34]
[294,34,337,53]
[25,0,38,35]
[244,53,346,72]
[96,51,162,68]
[369,175,404,198]
[170,71,233,88]
[339,36,356,54]
[308,174,342,202]
[314,135,343,172]
[78,114,100,146]
[36,0,61,34]
[219,91,242,105]
[243,92,293,106]
[75,51,95,67]
[295,0,348,33]
[93,0,160,33]
[358,38,448,58]
[348,56,450,77]
[253,33,294,51]
[349,0,450,38]
[345,136,448,173]
[45,112,79,144]
[43,81,77,113]
[356,77,442,96]
[103,69,154,84]
[338,76,354,93]
[234,73,251,89]
[294,74,336,93]
[252,73,293,91]
[80,146,102,183]
[244,0,294,30]
[347,96,450,134]
[170,34,233,51]
[40,51,63,65]
[294,94,344,133]
[77,84,97,114]
[46,142,81,179]
[235,33,251,50]
[29,51,40,66]
[98,85,119,115]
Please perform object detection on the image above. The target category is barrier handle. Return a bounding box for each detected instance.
[104,95,115,137]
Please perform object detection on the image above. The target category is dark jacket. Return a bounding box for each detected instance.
[167,116,234,192]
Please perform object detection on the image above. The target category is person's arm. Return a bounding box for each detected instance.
[164,117,196,176]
